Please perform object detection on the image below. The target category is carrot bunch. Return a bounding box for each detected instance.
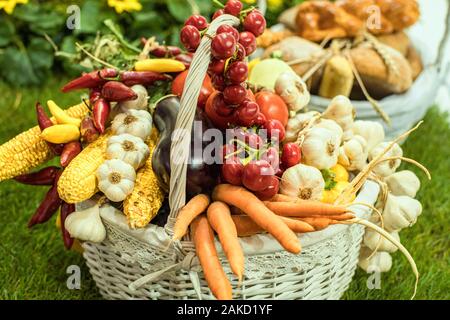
[171,184,358,300]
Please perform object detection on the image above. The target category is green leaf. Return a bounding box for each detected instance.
[167,0,194,23]
[12,3,41,23]
[75,0,102,35]
[0,47,38,86]
[321,169,338,191]
[0,17,15,47]
[27,37,54,82]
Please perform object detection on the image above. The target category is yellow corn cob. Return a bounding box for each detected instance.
[0,103,89,182]
[57,131,112,204]
[124,130,165,228]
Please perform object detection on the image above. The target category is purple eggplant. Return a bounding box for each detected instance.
[152,96,219,200]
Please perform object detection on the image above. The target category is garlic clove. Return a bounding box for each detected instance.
[382,194,422,232]
[323,95,355,133]
[118,178,135,195]
[363,229,400,253]
[352,120,385,152]
[104,185,128,202]
[65,205,106,243]
[369,141,403,177]
[385,170,421,198]
[358,246,392,273]
[119,85,149,111]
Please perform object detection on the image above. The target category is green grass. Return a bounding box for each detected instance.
[0,79,449,300]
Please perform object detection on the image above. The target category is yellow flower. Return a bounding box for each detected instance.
[107,0,142,14]
[0,0,28,15]
[267,0,283,11]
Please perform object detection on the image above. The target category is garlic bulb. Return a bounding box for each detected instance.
[280,163,325,201]
[352,120,385,152]
[302,127,340,169]
[384,170,420,198]
[107,134,150,170]
[358,246,392,273]
[275,71,310,112]
[112,109,152,141]
[382,194,422,232]
[322,95,355,140]
[65,205,106,243]
[285,111,319,142]
[314,119,343,142]
[363,229,400,253]
[97,159,136,202]
[338,135,368,171]
[119,85,149,111]
[368,141,403,177]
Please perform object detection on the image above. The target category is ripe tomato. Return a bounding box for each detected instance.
[205,91,235,129]
[255,91,288,126]
[172,70,214,108]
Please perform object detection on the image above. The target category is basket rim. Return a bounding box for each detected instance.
[91,180,379,257]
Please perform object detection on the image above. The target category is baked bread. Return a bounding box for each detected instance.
[295,0,420,42]
[263,36,325,90]
[350,43,413,97]
[376,31,411,56]
[406,45,423,80]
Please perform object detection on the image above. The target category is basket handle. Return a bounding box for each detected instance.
[165,14,240,236]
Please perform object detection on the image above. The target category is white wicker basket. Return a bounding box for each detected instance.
[79,14,381,300]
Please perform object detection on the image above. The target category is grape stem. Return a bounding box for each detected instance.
[212,0,225,9]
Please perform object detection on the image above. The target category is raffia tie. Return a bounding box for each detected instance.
[128,252,202,298]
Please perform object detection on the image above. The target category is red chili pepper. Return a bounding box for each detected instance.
[28,171,63,228]
[151,46,182,58]
[101,81,138,102]
[93,98,111,134]
[36,102,64,155]
[119,71,170,86]
[89,87,102,105]
[60,202,75,250]
[14,166,60,186]
[61,68,119,92]
[60,141,82,167]
[80,116,100,143]
[175,53,194,69]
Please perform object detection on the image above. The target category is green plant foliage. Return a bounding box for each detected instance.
[0,0,304,87]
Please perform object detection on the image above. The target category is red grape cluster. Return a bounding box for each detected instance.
[180,0,267,129]
[220,128,280,200]
[220,129,302,200]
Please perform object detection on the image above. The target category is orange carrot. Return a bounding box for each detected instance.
[172,194,210,241]
[231,215,264,237]
[213,184,301,254]
[207,201,245,282]
[297,217,339,231]
[192,215,232,300]
[281,216,315,233]
[270,194,299,202]
[231,215,314,236]
[264,201,348,217]
[311,213,354,221]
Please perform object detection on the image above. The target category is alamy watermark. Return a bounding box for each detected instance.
[66,5,81,30]
[66,265,81,290]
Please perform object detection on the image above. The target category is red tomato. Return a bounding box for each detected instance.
[255,91,288,126]
[172,70,214,108]
[205,91,235,129]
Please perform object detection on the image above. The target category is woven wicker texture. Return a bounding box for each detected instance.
[83,221,364,300]
[80,14,380,300]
